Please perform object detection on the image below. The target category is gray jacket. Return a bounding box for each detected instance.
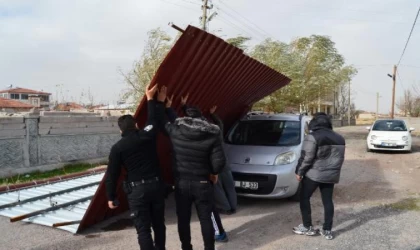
[295,115,346,184]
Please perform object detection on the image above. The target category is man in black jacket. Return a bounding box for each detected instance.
[293,112,345,240]
[163,96,226,250]
[105,85,168,250]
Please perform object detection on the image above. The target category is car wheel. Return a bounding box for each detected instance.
[289,183,301,202]
[366,145,372,152]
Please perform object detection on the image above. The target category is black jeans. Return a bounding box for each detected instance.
[211,209,225,235]
[300,177,335,231]
[126,181,166,250]
[175,179,215,250]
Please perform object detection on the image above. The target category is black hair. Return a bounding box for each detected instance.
[185,107,202,118]
[118,115,137,132]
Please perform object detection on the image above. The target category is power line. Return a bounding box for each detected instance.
[160,0,197,12]
[218,0,275,39]
[399,64,420,69]
[397,7,420,67]
[216,15,263,42]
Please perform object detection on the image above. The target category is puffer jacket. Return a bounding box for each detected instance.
[295,115,346,183]
[165,117,226,181]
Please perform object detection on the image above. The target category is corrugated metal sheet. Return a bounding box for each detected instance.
[134,25,291,184]
[78,25,291,231]
[0,173,104,233]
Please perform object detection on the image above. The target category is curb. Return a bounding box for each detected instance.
[0,166,107,193]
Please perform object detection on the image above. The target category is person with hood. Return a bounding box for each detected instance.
[163,95,226,250]
[293,112,346,240]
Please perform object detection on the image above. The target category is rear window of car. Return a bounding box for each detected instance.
[372,120,407,131]
[226,120,301,146]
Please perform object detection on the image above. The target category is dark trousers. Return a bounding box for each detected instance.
[175,179,215,250]
[300,177,335,231]
[126,181,166,250]
[211,209,225,235]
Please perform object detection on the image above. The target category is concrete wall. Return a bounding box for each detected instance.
[0,115,120,177]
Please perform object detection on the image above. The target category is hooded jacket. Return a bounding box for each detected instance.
[164,116,226,181]
[295,114,346,183]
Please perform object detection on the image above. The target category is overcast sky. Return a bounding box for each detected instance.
[0,0,419,113]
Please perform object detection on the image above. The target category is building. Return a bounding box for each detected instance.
[93,102,134,116]
[0,97,34,113]
[55,102,87,112]
[0,87,52,109]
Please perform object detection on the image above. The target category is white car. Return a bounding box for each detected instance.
[366,119,415,153]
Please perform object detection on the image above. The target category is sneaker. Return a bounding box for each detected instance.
[215,232,229,242]
[292,224,318,236]
[320,230,334,240]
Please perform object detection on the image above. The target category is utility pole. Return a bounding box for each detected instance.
[391,65,397,119]
[200,0,216,32]
[348,80,351,125]
[201,0,208,31]
[376,92,381,119]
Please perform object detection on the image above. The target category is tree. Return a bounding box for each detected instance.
[250,35,357,113]
[226,36,251,51]
[397,89,415,116]
[121,28,173,104]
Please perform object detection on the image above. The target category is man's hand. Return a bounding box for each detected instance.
[166,94,174,108]
[296,175,303,182]
[108,200,118,209]
[210,105,218,114]
[157,86,167,102]
[210,174,218,184]
[181,93,189,106]
[146,84,159,101]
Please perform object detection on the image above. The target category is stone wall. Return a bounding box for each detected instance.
[0,115,120,177]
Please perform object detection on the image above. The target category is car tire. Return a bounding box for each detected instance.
[289,183,302,202]
[366,146,372,152]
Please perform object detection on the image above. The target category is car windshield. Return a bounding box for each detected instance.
[226,120,301,146]
[372,120,407,131]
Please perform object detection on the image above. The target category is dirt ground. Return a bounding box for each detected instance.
[1,126,420,250]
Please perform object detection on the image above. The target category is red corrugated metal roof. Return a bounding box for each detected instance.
[79,25,291,231]
[0,97,34,109]
[0,88,51,95]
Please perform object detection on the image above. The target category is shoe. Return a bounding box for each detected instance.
[292,224,318,236]
[320,229,334,240]
[215,232,229,242]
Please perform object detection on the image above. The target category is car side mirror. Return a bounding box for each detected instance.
[410,127,415,132]
[366,126,371,131]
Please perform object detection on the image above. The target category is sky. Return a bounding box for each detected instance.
[0,0,419,113]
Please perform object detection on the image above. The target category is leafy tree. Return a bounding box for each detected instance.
[120,28,173,104]
[226,36,251,51]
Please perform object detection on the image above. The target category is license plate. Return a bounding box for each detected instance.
[235,181,258,190]
[381,142,396,147]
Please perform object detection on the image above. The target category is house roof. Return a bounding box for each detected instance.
[0,87,51,95]
[55,102,85,111]
[0,97,34,109]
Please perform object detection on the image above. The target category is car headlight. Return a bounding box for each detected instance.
[402,136,408,141]
[371,135,377,140]
[274,151,296,165]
